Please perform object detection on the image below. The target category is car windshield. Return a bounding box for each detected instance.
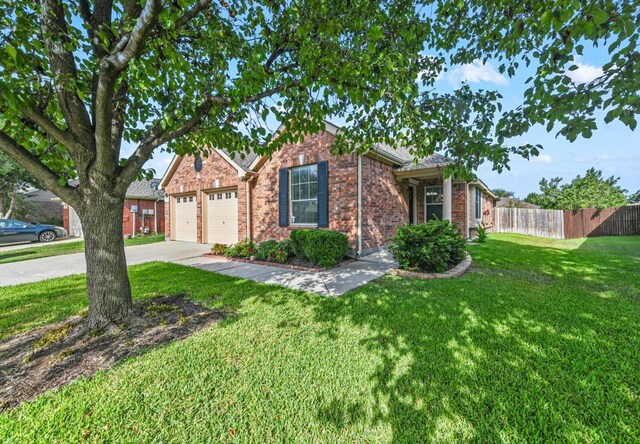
[10,220,30,229]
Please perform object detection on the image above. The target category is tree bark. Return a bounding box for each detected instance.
[78,190,133,330]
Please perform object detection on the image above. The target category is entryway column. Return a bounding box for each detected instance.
[443,177,452,221]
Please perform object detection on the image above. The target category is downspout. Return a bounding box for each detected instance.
[154,198,162,234]
[465,182,471,239]
[357,155,363,257]
[245,175,255,241]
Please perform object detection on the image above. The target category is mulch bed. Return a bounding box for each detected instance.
[203,253,355,272]
[0,295,225,411]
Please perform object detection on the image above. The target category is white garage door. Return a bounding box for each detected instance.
[206,190,238,245]
[173,194,197,242]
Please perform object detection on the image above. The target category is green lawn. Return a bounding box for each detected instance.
[0,234,639,442]
[0,233,165,265]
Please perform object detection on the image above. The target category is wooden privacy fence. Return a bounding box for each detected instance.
[563,206,640,238]
[494,206,640,239]
[494,208,564,238]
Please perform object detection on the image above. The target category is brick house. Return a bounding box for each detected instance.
[62,179,166,238]
[160,121,496,256]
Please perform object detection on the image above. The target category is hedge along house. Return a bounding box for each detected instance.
[63,179,166,238]
[160,121,496,256]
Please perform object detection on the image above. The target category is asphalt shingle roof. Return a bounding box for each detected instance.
[125,179,165,199]
[219,149,259,171]
[68,179,164,200]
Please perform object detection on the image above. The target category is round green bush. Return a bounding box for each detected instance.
[290,229,348,267]
[388,220,466,272]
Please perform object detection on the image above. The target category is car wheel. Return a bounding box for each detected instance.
[39,230,57,242]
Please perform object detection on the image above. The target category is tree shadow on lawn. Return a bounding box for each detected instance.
[308,237,640,442]
[1,240,639,442]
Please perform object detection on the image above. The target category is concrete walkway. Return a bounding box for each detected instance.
[0,241,396,296]
[180,248,396,296]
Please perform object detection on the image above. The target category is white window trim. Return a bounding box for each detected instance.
[289,164,319,227]
[424,185,444,221]
[475,187,483,221]
[409,184,418,224]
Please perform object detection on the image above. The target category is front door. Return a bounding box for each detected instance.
[408,187,415,224]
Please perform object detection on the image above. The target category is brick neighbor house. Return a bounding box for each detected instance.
[160,121,496,256]
[63,179,166,238]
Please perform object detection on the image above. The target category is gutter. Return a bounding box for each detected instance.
[357,155,363,257]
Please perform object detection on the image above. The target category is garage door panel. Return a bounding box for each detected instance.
[206,191,238,244]
[173,195,197,242]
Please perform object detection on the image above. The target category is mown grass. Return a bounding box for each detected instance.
[0,233,165,265]
[0,234,638,442]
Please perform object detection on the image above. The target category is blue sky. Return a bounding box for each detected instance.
[133,46,639,199]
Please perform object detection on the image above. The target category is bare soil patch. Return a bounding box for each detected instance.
[0,295,225,411]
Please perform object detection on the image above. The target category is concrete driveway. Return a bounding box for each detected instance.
[0,241,394,296]
[0,241,211,287]
[0,237,81,252]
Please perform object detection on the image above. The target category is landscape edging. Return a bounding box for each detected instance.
[388,253,472,280]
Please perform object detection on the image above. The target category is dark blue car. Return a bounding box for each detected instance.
[0,219,67,244]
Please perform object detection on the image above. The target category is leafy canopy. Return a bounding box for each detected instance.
[491,188,515,198]
[525,168,629,210]
[0,0,638,202]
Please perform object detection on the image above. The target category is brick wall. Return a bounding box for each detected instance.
[122,198,165,236]
[251,131,359,250]
[360,156,408,251]
[62,205,69,233]
[63,199,165,237]
[451,182,468,234]
[163,151,246,242]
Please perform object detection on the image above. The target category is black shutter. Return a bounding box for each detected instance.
[317,161,329,228]
[279,168,289,227]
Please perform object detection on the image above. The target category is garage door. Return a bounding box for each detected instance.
[173,194,197,242]
[206,190,238,244]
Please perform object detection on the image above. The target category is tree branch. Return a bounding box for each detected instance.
[0,131,79,206]
[175,0,213,29]
[19,106,76,150]
[115,81,301,192]
[109,0,163,72]
[40,0,94,148]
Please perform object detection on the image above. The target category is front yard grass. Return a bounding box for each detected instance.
[0,234,638,442]
[0,233,165,265]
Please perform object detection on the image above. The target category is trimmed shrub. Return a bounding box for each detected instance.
[389,221,466,273]
[290,229,348,267]
[255,240,291,263]
[211,243,228,255]
[224,239,256,258]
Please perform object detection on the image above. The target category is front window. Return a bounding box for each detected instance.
[290,164,318,225]
[475,187,482,219]
[425,186,443,221]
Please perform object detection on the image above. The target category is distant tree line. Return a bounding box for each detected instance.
[524,168,631,210]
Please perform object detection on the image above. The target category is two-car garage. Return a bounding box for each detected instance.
[171,189,239,244]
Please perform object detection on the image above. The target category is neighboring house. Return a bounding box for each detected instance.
[14,188,64,226]
[496,197,541,209]
[62,179,166,238]
[160,121,496,255]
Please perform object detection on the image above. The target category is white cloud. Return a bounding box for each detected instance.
[531,154,553,164]
[441,60,508,86]
[566,58,603,84]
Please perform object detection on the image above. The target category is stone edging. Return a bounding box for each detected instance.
[388,253,472,280]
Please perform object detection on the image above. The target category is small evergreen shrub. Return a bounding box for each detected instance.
[476,223,488,243]
[290,229,348,267]
[224,239,255,258]
[389,221,466,273]
[255,240,291,263]
[211,243,228,255]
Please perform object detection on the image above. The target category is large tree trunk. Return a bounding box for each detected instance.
[78,191,133,330]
